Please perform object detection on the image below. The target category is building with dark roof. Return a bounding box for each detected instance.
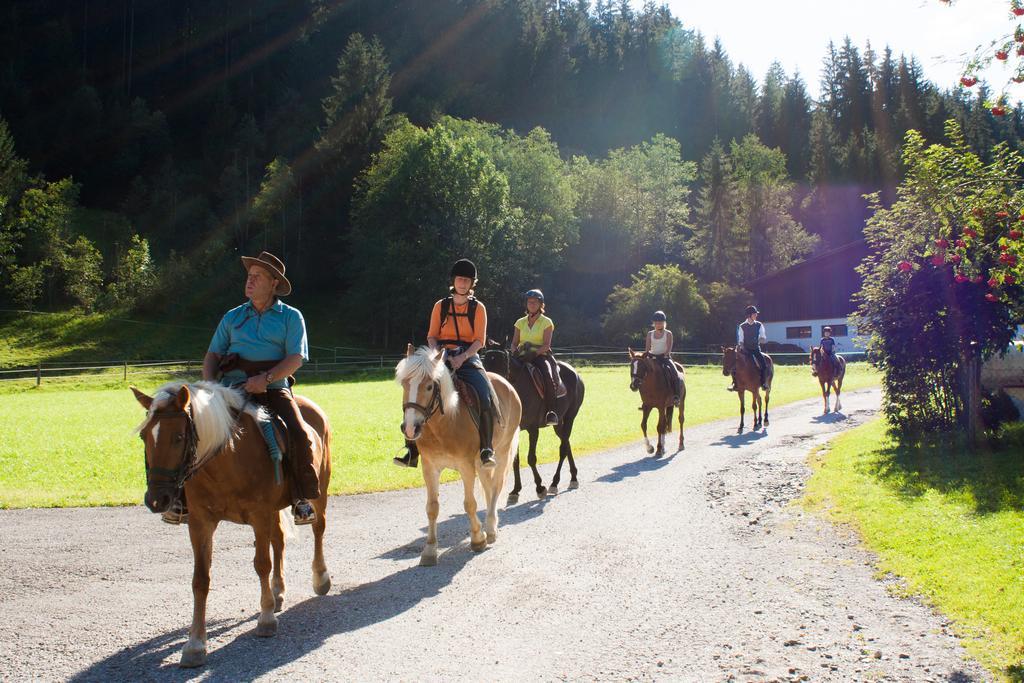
[743,240,870,352]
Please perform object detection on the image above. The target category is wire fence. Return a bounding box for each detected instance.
[0,347,871,387]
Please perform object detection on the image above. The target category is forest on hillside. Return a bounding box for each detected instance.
[0,0,1020,349]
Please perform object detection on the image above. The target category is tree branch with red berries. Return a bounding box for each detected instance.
[946,0,1024,115]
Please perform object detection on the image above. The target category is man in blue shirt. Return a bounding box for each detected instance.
[162,251,319,526]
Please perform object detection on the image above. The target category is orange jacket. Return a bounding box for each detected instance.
[427,298,487,349]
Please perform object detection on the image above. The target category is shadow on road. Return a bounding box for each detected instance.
[68,616,253,682]
[376,493,552,561]
[811,411,847,424]
[709,429,768,449]
[594,451,678,484]
[71,543,483,682]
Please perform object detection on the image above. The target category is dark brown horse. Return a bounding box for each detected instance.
[483,348,585,503]
[627,348,685,456]
[132,381,332,668]
[721,346,773,433]
[811,347,846,414]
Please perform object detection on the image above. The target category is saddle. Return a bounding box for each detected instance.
[453,377,483,432]
[525,363,567,400]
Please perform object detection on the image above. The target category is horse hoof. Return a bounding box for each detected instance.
[567,480,579,491]
[506,493,519,506]
[274,594,285,612]
[255,618,278,638]
[486,532,497,544]
[313,571,331,596]
[419,552,438,567]
[646,445,655,454]
[471,539,487,553]
[179,642,207,668]
[547,485,558,495]
[536,487,547,499]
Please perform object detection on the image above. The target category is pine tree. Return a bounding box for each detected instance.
[317,33,395,171]
[688,138,741,281]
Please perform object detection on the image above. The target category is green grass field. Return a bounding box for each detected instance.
[804,420,1024,680]
[0,310,214,367]
[0,364,879,508]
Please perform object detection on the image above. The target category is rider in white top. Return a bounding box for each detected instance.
[644,310,681,406]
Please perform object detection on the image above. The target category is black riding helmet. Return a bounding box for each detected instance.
[651,310,667,322]
[745,305,759,316]
[524,289,544,302]
[450,258,477,281]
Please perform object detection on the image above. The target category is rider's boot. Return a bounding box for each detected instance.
[292,498,316,525]
[478,406,496,468]
[544,387,559,426]
[162,488,189,525]
[393,440,420,468]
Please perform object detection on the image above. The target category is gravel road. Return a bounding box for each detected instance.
[0,387,989,681]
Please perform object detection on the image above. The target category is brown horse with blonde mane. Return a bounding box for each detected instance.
[811,347,845,414]
[721,346,773,433]
[396,345,521,565]
[627,348,686,455]
[132,381,331,668]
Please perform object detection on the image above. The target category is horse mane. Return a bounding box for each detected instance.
[134,380,265,460]
[395,347,459,417]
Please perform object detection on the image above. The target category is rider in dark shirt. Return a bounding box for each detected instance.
[729,305,768,391]
[814,326,838,376]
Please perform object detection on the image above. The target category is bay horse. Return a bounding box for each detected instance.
[132,381,331,668]
[811,346,846,414]
[721,346,773,433]
[396,345,522,566]
[483,348,585,504]
[627,348,686,456]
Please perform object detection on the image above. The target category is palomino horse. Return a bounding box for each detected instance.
[483,347,585,503]
[396,345,522,565]
[721,346,773,433]
[627,349,686,456]
[811,347,846,414]
[132,381,331,668]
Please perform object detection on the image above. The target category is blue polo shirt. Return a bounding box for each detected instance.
[208,299,309,389]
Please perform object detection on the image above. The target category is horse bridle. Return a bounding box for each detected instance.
[141,406,201,490]
[630,356,649,388]
[402,380,445,425]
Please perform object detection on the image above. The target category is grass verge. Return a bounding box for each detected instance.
[803,419,1024,680]
[0,364,879,508]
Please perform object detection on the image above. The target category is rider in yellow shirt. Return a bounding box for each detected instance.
[512,289,559,426]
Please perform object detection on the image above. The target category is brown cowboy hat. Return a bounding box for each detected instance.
[240,251,292,296]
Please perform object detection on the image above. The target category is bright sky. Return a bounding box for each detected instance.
[640,0,1018,97]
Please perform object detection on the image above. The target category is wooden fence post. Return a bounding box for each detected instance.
[36,363,41,387]
[123,361,128,381]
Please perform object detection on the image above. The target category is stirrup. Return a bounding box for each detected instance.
[161,498,188,525]
[479,448,496,468]
[544,411,559,426]
[393,447,418,468]
[292,499,316,526]
[727,384,737,392]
